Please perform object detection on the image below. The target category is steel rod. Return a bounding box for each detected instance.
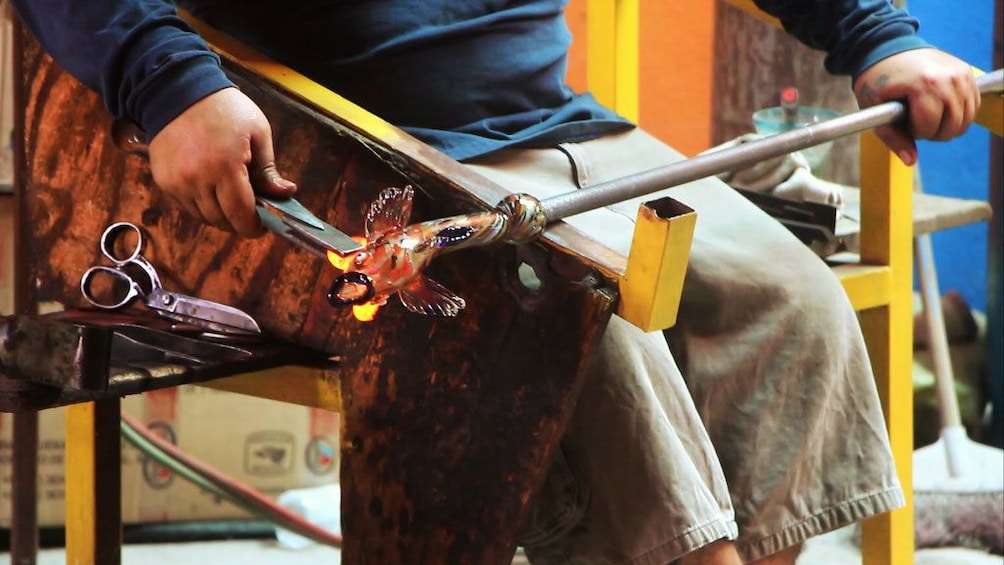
[540,69,1003,222]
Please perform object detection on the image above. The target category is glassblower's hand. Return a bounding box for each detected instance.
[853,48,980,166]
[147,87,297,237]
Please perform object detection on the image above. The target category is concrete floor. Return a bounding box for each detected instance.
[6,527,1002,564]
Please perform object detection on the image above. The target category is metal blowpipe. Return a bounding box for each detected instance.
[540,68,1003,222]
[327,69,1003,318]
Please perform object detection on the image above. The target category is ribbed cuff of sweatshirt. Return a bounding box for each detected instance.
[846,35,933,82]
[119,24,236,137]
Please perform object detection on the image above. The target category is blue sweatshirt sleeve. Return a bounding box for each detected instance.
[752,0,933,80]
[9,0,235,137]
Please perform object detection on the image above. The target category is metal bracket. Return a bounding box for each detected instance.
[617,197,696,331]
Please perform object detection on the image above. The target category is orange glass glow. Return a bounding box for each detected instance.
[352,303,381,322]
[326,237,367,271]
[326,237,380,322]
[326,250,350,270]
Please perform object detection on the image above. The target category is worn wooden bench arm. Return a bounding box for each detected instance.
[11,18,619,565]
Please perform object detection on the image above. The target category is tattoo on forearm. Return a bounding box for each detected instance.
[858,74,890,106]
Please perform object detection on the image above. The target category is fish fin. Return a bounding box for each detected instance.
[398,276,466,317]
[366,185,414,238]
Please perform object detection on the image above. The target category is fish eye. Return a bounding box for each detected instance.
[327,272,376,307]
[353,252,370,266]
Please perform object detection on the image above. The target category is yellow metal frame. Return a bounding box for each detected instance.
[65,399,122,565]
[585,0,700,330]
[857,131,917,565]
[202,365,342,412]
[618,198,696,331]
[590,1,996,563]
[585,0,639,120]
[65,403,103,563]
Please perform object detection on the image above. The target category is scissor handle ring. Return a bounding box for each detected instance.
[100,222,144,263]
[79,265,147,310]
[99,221,163,290]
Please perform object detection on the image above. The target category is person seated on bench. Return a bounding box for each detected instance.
[11,1,980,563]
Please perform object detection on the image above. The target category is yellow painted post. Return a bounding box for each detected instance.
[613,0,639,122]
[586,0,617,109]
[857,131,915,565]
[65,400,122,565]
[586,0,638,121]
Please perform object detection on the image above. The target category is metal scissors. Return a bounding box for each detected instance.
[80,222,263,337]
[111,120,364,258]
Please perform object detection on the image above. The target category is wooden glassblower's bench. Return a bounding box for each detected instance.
[4,14,696,565]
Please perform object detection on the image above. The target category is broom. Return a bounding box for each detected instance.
[912,183,1004,553]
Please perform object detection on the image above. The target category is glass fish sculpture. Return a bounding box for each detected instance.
[326,185,515,319]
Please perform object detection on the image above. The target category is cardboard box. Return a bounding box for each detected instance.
[0,386,340,527]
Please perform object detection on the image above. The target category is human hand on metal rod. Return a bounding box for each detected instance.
[853,48,981,167]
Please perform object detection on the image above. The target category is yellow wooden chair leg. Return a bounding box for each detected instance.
[857,131,915,565]
[65,399,123,565]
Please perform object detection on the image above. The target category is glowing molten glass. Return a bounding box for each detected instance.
[325,237,365,271]
[326,250,350,270]
[352,302,381,322]
[323,185,492,320]
[326,238,380,322]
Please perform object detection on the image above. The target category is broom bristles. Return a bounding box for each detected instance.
[915,491,1004,554]
[913,427,1004,554]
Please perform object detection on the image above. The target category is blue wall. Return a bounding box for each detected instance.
[909,0,995,313]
